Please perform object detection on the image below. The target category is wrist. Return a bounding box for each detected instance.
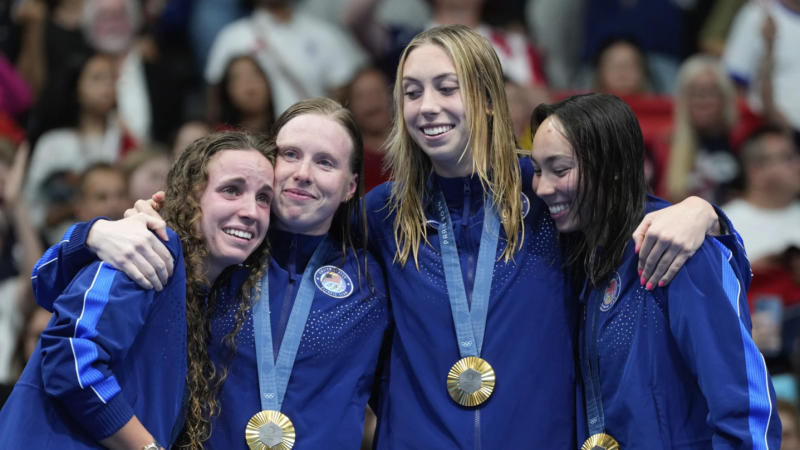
[86,219,109,254]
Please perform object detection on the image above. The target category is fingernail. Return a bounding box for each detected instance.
[634,246,639,254]
[640,276,646,285]
[646,282,653,290]
[658,281,664,287]
[638,269,642,277]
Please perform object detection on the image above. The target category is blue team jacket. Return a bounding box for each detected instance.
[577,198,781,448]
[365,163,577,449]
[0,223,187,448]
[203,228,389,449]
[20,224,389,449]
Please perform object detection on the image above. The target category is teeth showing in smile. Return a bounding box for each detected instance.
[422,125,454,136]
[548,204,567,215]
[224,228,253,240]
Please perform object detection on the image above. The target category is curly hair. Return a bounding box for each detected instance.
[161,131,275,449]
[385,25,523,266]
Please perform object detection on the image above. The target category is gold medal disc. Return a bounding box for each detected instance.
[245,410,296,450]
[580,433,620,450]
[446,356,496,407]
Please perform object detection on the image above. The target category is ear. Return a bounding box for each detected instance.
[344,173,358,202]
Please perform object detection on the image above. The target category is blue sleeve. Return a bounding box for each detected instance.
[32,218,106,312]
[667,239,780,449]
[711,204,752,292]
[38,229,181,440]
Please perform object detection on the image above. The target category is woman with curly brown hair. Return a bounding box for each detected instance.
[24,98,389,449]
[0,131,275,449]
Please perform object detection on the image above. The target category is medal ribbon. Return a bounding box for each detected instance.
[582,287,608,436]
[253,238,332,411]
[434,189,500,358]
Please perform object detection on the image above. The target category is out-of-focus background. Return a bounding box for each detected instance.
[0,0,798,444]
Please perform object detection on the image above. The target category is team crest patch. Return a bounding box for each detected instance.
[314,265,354,299]
[521,192,530,218]
[600,272,621,312]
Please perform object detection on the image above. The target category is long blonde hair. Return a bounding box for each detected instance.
[665,54,737,201]
[386,25,523,266]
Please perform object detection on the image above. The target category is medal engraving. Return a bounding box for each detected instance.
[259,422,284,447]
[458,368,482,394]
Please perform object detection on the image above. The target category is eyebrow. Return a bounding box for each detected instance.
[402,72,458,83]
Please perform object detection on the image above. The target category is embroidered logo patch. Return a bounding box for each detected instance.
[600,272,621,312]
[521,192,530,218]
[314,265,354,299]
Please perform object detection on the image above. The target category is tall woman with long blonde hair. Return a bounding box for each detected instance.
[365,25,731,448]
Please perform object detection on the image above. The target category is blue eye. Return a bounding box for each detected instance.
[281,149,299,160]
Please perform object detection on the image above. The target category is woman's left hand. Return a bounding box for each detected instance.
[632,196,720,289]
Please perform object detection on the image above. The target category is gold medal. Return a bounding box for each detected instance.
[245,410,296,450]
[446,356,496,407]
[580,433,620,450]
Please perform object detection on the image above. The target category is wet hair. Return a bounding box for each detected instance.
[386,24,523,266]
[165,131,276,448]
[531,93,647,286]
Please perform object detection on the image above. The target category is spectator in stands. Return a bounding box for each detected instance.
[12,0,89,100]
[779,399,800,450]
[170,119,210,158]
[342,0,549,93]
[723,0,800,134]
[343,67,391,191]
[74,163,128,222]
[121,146,171,204]
[218,54,274,133]
[24,52,128,239]
[661,55,742,204]
[204,0,367,118]
[581,0,690,94]
[594,37,649,96]
[82,0,190,144]
[723,126,800,308]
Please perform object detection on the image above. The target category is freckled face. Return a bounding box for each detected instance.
[530,116,581,233]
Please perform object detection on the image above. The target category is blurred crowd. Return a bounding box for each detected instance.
[0,0,799,444]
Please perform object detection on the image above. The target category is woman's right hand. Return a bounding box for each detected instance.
[88,192,172,291]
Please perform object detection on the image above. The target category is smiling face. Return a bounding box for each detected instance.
[198,148,274,280]
[401,43,471,177]
[273,113,357,235]
[530,116,581,233]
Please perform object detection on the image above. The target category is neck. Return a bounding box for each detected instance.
[262,4,293,22]
[273,220,330,236]
[434,7,481,28]
[745,189,795,210]
[240,113,270,133]
[79,113,106,135]
[781,0,800,13]
[362,130,389,152]
[431,157,474,179]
